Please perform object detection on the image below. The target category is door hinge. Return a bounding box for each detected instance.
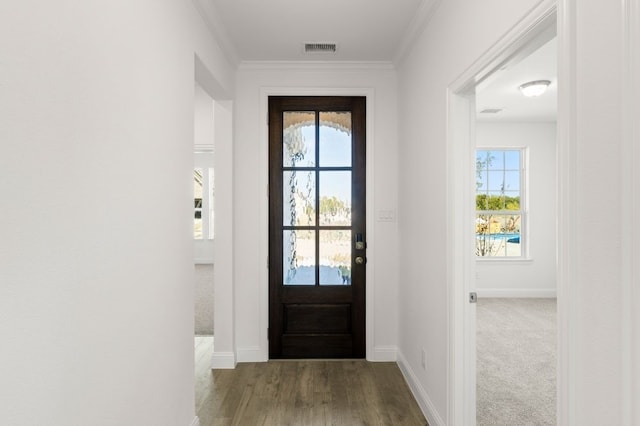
[267,328,269,340]
[469,292,477,303]
[267,256,269,268]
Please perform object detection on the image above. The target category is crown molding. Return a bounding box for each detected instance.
[394,0,443,65]
[192,0,240,67]
[238,60,396,71]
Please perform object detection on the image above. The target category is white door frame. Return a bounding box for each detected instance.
[195,55,237,369]
[445,2,562,424]
[257,87,377,362]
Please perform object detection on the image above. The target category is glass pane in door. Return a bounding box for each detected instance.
[319,112,352,167]
[283,230,315,285]
[319,230,351,285]
[283,112,316,167]
[319,171,351,226]
[283,170,316,226]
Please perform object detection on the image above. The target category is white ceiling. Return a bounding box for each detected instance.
[198,0,556,122]
[476,37,557,122]
[202,0,427,62]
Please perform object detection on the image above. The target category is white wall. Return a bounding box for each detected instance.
[195,84,216,152]
[232,64,399,362]
[211,98,235,367]
[627,2,640,422]
[475,122,557,297]
[397,0,638,424]
[396,2,545,421]
[0,1,234,425]
[566,1,627,423]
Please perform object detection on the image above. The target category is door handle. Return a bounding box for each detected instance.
[355,256,366,265]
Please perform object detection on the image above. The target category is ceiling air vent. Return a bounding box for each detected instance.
[304,43,337,54]
[479,108,504,114]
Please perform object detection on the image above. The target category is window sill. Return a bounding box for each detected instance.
[476,257,533,264]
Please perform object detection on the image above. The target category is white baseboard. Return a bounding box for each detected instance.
[476,288,556,298]
[211,351,236,369]
[368,345,397,362]
[396,351,446,426]
[235,346,397,362]
[190,416,200,426]
[236,346,266,362]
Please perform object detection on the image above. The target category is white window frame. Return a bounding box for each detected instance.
[475,147,528,260]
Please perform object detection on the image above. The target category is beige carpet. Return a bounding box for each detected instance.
[477,298,556,425]
[195,264,214,335]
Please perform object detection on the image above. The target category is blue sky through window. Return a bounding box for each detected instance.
[300,125,352,204]
[477,150,521,196]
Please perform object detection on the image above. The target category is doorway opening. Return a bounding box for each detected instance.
[474,35,557,424]
[194,54,234,369]
[194,82,215,339]
[446,3,559,424]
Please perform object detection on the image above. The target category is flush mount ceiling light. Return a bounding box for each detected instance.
[519,80,551,97]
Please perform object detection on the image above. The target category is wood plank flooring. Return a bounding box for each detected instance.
[195,337,427,426]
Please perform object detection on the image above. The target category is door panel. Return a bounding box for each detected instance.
[269,96,366,359]
[283,304,351,333]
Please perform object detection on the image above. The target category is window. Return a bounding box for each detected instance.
[476,149,526,258]
[194,166,214,240]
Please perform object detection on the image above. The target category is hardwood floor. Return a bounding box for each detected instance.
[195,336,427,426]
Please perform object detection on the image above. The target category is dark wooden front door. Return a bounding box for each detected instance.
[269,96,366,358]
